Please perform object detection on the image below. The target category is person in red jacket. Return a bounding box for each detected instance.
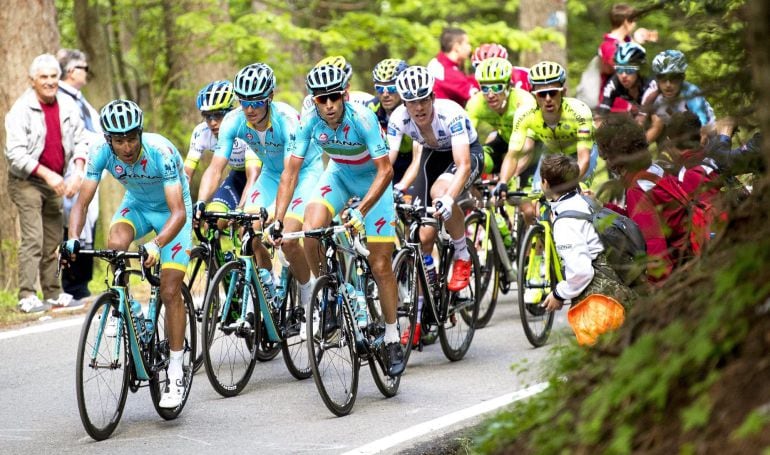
[427,27,479,107]
[595,115,691,283]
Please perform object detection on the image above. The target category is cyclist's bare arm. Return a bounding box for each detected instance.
[358,155,394,215]
[500,137,535,186]
[196,155,228,203]
[445,143,471,200]
[156,183,187,248]
[273,155,303,225]
[67,178,98,240]
[395,142,423,190]
[238,161,261,210]
[576,145,591,179]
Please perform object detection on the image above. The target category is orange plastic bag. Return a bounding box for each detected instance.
[567,294,626,346]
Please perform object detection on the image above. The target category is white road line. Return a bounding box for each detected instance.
[0,318,84,341]
[341,382,549,455]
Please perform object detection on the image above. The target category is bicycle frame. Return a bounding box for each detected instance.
[476,184,517,283]
[523,202,565,291]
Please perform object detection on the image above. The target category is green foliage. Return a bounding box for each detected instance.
[730,406,770,440]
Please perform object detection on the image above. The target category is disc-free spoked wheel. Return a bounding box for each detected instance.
[464,211,499,328]
[517,225,555,347]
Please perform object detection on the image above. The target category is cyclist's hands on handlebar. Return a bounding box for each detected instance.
[59,239,81,268]
[142,239,161,268]
[268,219,284,247]
[393,183,406,203]
[192,200,206,228]
[434,195,454,221]
[346,208,366,234]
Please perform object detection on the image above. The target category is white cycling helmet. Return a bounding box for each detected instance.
[233,63,275,98]
[395,66,434,101]
[306,65,348,95]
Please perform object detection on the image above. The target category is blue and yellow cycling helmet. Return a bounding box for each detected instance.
[197,80,235,111]
[372,59,409,83]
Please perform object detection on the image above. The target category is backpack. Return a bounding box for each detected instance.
[634,171,716,257]
[555,195,648,286]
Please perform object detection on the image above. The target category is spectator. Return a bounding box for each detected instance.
[56,48,101,310]
[706,117,764,177]
[4,53,88,313]
[427,27,479,107]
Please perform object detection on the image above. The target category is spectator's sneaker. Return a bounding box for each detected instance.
[18,295,47,313]
[400,322,421,347]
[447,258,472,292]
[46,292,73,308]
[383,342,406,377]
[159,378,185,409]
[51,295,85,312]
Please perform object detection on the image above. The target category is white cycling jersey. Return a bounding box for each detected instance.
[185,122,254,172]
[386,98,478,152]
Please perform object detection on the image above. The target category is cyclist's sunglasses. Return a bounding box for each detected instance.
[614,66,639,75]
[374,84,398,95]
[202,110,230,121]
[313,91,345,104]
[402,87,432,101]
[480,83,507,94]
[239,97,268,109]
[533,88,564,99]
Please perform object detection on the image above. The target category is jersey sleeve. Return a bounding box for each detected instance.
[509,106,536,154]
[448,113,472,147]
[288,110,315,160]
[386,106,407,152]
[597,76,620,114]
[159,143,184,188]
[213,114,237,160]
[571,99,595,151]
[464,94,485,130]
[358,107,389,159]
[85,143,108,182]
[184,123,207,170]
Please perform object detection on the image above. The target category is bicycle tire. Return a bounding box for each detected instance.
[439,238,481,361]
[517,225,555,347]
[307,275,359,416]
[202,260,259,397]
[280,270,312,380]
[363,272,400,398]
[255,318,282,362]
[76,293,129,441]
[464,210,500,328]
[186,245,212,373]
[392,248,419,367]
[150,284,197,419]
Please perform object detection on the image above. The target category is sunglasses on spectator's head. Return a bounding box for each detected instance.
[401,87,432,101]
[533,87,564,99]
[313,91,345,104]
[239,97,268,109]
[656,73,685,82]
[202,110,229,122]
[374,84,398,95]
[480,83,507,94]
[74,65,89,73]
[614,66,639,75]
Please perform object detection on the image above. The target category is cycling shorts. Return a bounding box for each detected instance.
[110,200,192,272]
[207,169,247,212]
[531,144,600,191]
[244,167,319,221]
[485,134,539,186]
[411,140,483,207]
[310,163,396,242]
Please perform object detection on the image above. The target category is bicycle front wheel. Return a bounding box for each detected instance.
[393,248,419,367]
[150,284,197,419]
[202,260,259,397]
[439,238,481,361]
[280,270,312,380]
[186,245,212,373]
[517,225,555,347]
[307,275,359,416]
[76,293,129,441]
[465,210,499,328]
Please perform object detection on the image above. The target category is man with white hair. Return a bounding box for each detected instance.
[4,53,89,313]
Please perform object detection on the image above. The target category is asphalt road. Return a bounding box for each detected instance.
[0,294,571,454]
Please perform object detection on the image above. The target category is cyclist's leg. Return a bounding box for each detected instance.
[209,169,246,231]
[282,166,320,286]
[243,171,280,269]
[107,200,149,257]
[303,166,347,277]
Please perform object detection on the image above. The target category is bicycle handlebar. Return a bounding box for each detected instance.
[281,225,370,257]
[194,208,269,242]
[67,247,161,287]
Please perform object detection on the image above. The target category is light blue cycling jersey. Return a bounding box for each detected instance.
[215,101,322,175]
[87,132,192,211]
[642,80,715,127]
[290,102,395,241]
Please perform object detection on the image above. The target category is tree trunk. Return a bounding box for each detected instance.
[73,0,125,246]
[518,0,567,68]
[0,0,60,291]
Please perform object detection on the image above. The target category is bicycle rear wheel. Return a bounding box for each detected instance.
[307,275,359,416]
[465,210,499,328]
[517,225,555,347]
[280,270,312,380]
[76,293,129,441]
[392,248,419,366]
[202,260,259,397]
[363,273,400,398]
[439,239,481,361]
[149,284,196,419]
[186,245,211,373]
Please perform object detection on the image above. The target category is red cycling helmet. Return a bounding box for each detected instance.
[471,43,509,67]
